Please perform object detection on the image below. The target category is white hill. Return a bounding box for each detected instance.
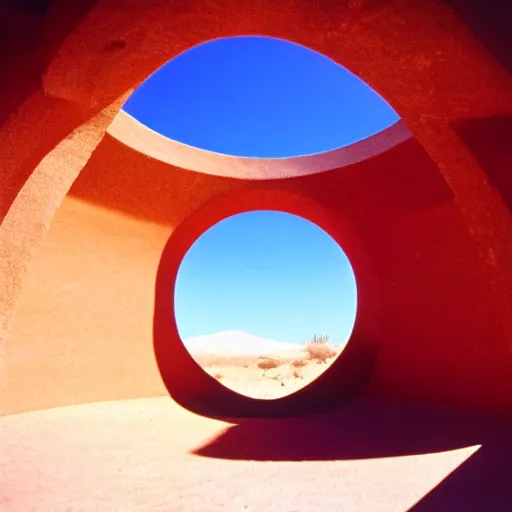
[183,330,306,358]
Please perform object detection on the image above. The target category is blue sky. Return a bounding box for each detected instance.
[123,36,399,158]
[174,211,357,343]
[123,36,399,343]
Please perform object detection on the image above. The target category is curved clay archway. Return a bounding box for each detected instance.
[2,1,512,418]
[154,187,379,419]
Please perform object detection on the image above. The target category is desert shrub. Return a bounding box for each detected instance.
[213,372,223,380]
[257,357,282,376]
[304,334,337,363]
[291,358,307,368]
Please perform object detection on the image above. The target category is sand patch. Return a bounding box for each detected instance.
[192,348,343,399]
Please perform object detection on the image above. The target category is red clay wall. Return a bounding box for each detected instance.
[1,0,512,418]
[65,133,512,417]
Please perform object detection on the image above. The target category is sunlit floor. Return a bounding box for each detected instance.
[2,396,511,512]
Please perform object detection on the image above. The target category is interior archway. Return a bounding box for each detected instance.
[154,187,381,418]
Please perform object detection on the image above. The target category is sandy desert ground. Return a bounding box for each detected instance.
[184,330,345,399]
[194,351,343,399]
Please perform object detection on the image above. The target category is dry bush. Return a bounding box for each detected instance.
[257,357,282,376]
[213,372,223,380]
[304,334,338,364]
[291,358,307,368]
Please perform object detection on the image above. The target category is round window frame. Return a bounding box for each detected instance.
[153,186,381,419]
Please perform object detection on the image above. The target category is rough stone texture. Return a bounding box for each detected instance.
[1,0,512,418]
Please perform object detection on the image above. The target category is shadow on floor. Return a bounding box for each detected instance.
[192,398,512,511]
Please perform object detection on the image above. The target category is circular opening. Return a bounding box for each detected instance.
[174,210,357,400]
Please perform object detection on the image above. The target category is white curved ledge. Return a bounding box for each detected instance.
[107,110,413,180]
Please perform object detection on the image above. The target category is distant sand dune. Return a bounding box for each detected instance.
[183,330,305,357]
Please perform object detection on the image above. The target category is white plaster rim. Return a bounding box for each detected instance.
[107,110,413,180]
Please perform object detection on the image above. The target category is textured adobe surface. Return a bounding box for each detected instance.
[1,0,512,419]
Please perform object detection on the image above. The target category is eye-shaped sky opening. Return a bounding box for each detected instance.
[122,36,400,158]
